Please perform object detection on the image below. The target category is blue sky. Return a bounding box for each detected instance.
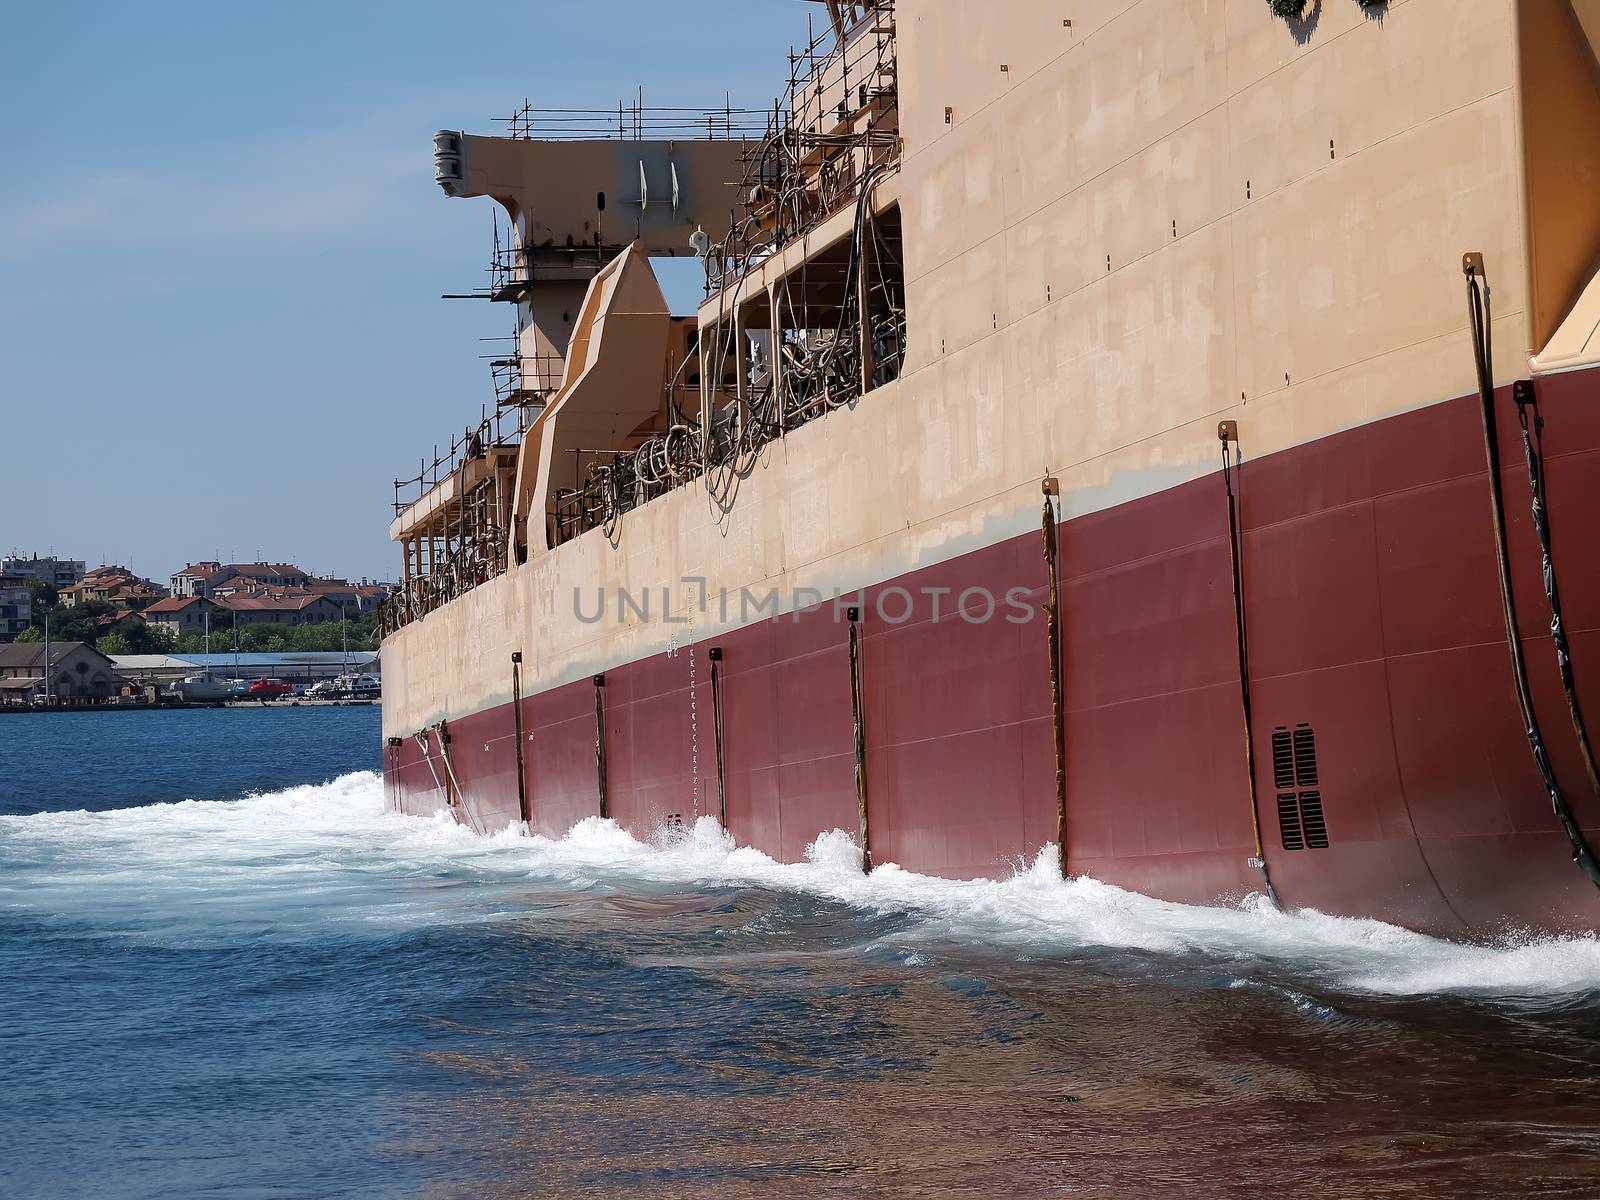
[1,2,813,584]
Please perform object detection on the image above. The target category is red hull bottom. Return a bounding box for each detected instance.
[384,371,1600,939]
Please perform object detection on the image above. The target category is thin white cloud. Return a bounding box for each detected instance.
[0,106,462,263]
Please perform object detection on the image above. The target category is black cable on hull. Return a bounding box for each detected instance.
[1218,421,1280,908]
[1509,378,1600,811]
[1463,253,1600,889]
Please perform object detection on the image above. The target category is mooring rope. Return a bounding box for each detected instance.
[709,647,728,829]
[1464,253,1600,889]
[1218,422,1280,907]
[511,652,530,829]
[1040,480,1069,879]
[593,674,609,820]
[847,608,873,873]
[1509,380,1600,811]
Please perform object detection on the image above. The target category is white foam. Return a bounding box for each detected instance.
[3,772,1597,998]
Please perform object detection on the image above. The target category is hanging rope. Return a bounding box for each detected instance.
[1218,421,1280,907]
[413,730,447,816]
[1464,255,1600,888]
[1040,480,1068,879]
[848,608,873,873]
[709,647,728,829]
[433,719,480,835]
[593,674,610,820]
[511,652,530,829]
[1510,379,1600,809]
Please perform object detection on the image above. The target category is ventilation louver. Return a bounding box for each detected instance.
[1272,723,1329,850]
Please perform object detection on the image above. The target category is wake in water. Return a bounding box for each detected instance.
[3,771,1597,998]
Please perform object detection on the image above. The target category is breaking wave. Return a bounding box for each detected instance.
[3,772,1598,999]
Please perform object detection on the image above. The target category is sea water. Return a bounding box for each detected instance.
[3,708,1600,1197]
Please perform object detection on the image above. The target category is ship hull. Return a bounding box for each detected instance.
[384,368,1600,939]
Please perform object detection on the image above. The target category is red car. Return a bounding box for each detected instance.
[247,679,294,699]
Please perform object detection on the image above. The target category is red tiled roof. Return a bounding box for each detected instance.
[228,562,306,576]
[141,596,212,614]
[218,593,333,611]
[218,583,312,599]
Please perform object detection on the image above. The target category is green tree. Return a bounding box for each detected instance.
[175,630,208,653]
[239,623,285,652]
[172,613,380,655]
[27,581,58,633]
[107,616,175,654]
[42,600,114,644]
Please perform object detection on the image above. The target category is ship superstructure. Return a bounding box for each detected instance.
[382,0,1600,937]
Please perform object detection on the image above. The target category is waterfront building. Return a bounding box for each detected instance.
[0,641,125,704]
[0,554,85,590]
[138,596,222,639]
[0,577,31,642]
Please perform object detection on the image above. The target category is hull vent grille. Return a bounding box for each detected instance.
[1272,724,1329,851]
[1271,729,1295,790]
[1277,793,1304,851]
[1292,725,1319,786]
[1299,791,1329,849]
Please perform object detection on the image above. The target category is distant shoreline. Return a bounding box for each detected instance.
[1,699,379,715]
